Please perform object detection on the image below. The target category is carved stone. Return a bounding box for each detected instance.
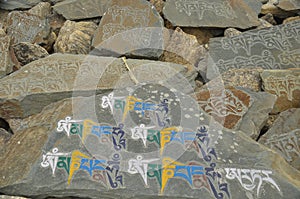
[92,0,164,59]
[259,108,300,171]
[54,20,97,54]
[206,20,300,80]
[53,0,112,20]
[261,69,300,113]
[0,53,195,119]
[163,0,260,29]
[0,0,41,10]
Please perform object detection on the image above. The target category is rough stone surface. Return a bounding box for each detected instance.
[0,35,14,78]
[0,0,41,10]
[261,69,300,113]
[261,13,278,25]
[0,87,299,198]
[92,0,164,59]
[0,53,196,119]
[195,86,276,138]
[261,3,294,18]
[283,16,300,24]
[224,28,242,37]
[257,18,273,29]
[0,196,30,199]
[53,0,112,20]
[150,0,165,14]
[27,2,51,18]
[206,20,300,80]
[6,11,51,45]
[278,0,300,11]
[160,27,208,71]
[259,108,300,171]
[181,28,219,45]
[13,42,49,66]
[163,0,260,29]
[54,20,97,54]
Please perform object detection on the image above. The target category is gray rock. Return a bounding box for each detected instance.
[53,0,112,20]
[277,0,300,11]
[206,20,300,80]
[92,0,164,59]
[163,0,260,29]
[244,0,263,15]
[0,0,41,10]
[261,69,300,113]
[13,42,49,66]
[0,85,300,198]
[0,35,14,78]
[259,108,300,171]
[27,2,51,18]
[54,20,97,54]
[224,28,242,37]
[0,53,196,119]
[6,11,51,45]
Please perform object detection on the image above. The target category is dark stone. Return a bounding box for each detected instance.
[0,0,41,10]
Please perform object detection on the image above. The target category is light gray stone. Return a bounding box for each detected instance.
[259,108,300,171]
[278,0,300,11]
[0,0,41,10]
[53,0,112,20]
[163,0,260,29]
[206,20,300,80]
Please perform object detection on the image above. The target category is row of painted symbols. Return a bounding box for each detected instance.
[101,92,170,127]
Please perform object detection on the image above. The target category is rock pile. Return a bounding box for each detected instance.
[0,0,299,199]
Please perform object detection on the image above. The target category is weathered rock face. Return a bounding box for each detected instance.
[283,16,300,24]
[261,69,300,113]
[0,53,195,119]
[92,0,164,59]
[6,11,51,45]
[163,0,260,29]
[195,86,276,139]
[0,0,41,10]
[259,108,300,171]
[53,0,112,20]
[54,20,97,54]
[224,28,242,37]
[0,34,14,78]
[13,42,49,66]
[1,85,300,199]
[278,0,300,11]
[27,2,51,18]
[206,20,300,80]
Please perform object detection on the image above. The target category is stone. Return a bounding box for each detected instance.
[261,3,294,18]
[0,9,10,29]
[244,0,263,15]
[0,84,300,198]
[182,27,222,45]
[54,20,97,55]
[261,13,277,25]
[283,16,300,24]
[257,18,273,29]
[163,0,260,29]
[13,42,49,66]
[224,28,242,37]
[261,69,300,113]
[0,0,41,10]
[53,0,112,20]
[149,0,165,14]
[205,20,300,80]
[27,2,51,18]
[0,53,196,119]
[92,0,164,59]
[6,11,51,45]
[0,195,30,199]
[159,27,208,71]
[0,35,14,78]
[259,108,300,171]
[278,0,300,11]
[195,86,276,138]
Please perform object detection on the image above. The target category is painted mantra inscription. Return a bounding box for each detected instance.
[265,129,300,162]
[41,148,123,188]
[175,0,236,20]
[224,168,280,197]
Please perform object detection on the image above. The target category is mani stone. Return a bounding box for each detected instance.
[205,20,300,80]
[259,108,300,171]
[160,27,208,71]
[54,20,97,54]
[13,42,49,66]
[91,0,164,59]
[261,69,300,113]
[163,0,260,29]
[195,86,276,139]
[1,90,300,198]
[6,11,51,45]
[0,0,41,10]
[0,53,195,119]
[278,0,300,11]
[53,0,112,20]
[0,35,14,78]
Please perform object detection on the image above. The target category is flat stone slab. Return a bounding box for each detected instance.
[259,108,300,171]
[92,0,164,59]
[1,85,300,198]
[206,20,300,80]
[53,0,112,20]
[278,0,300,11]
[163,0,260,29]
[0,53,195,119]
[261,69,300,113]
[0,0,41,10]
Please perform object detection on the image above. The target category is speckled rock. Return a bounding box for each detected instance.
[224,28,242,37]
[0,34,14,78]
